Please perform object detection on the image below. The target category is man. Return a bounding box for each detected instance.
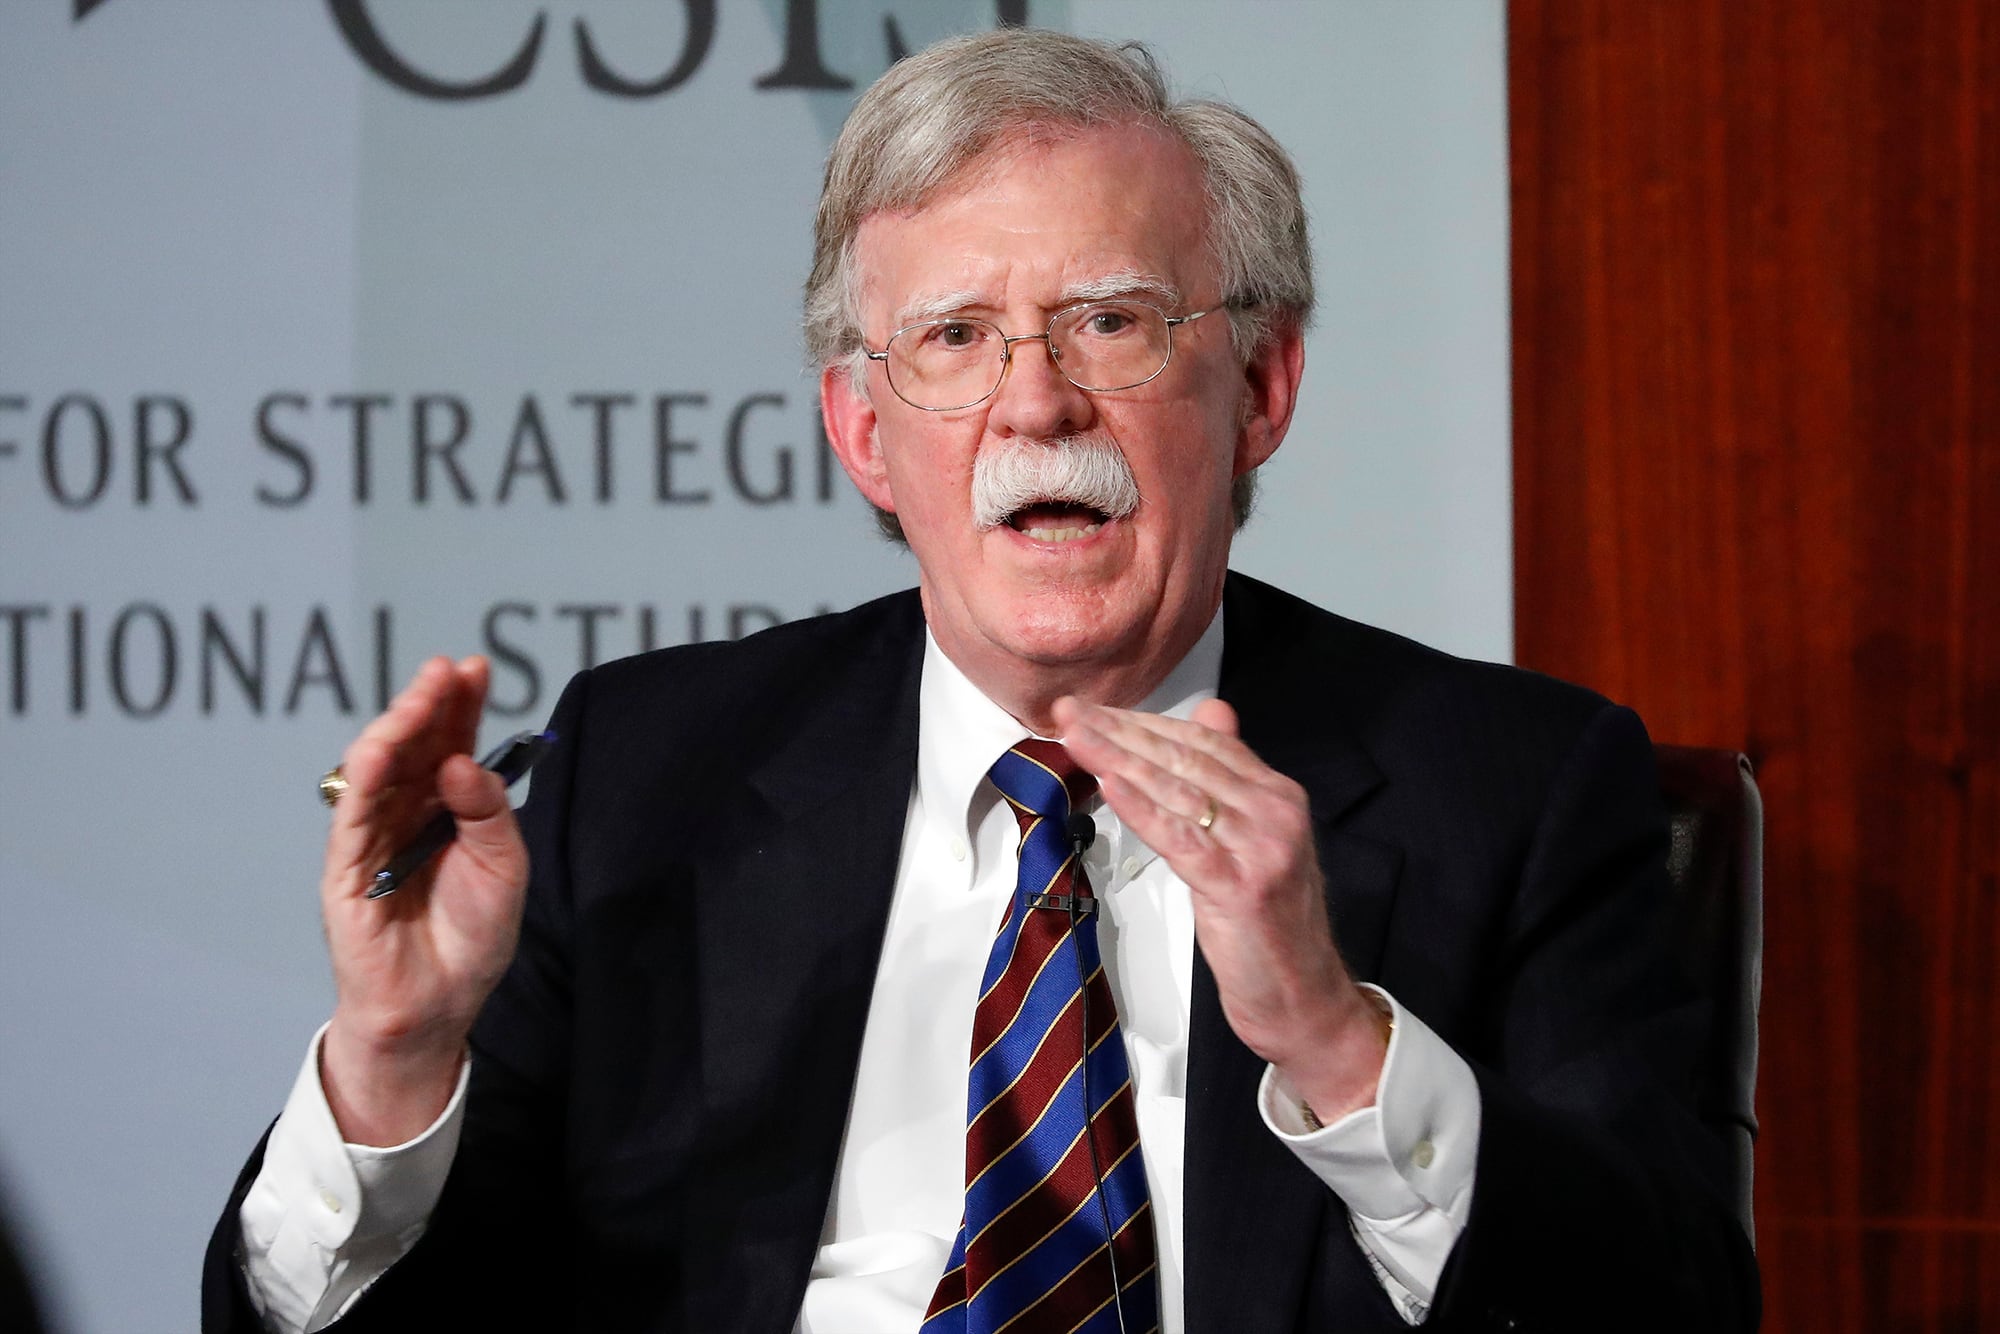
[206,29,1759,1334]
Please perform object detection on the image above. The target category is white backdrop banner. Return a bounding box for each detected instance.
[0,3,1509,1327]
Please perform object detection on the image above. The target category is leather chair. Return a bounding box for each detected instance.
[1653,745,1764,1241]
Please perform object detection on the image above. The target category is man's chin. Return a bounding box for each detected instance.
[982,591,1150,669]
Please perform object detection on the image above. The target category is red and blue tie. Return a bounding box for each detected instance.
[922,739,1160,1334]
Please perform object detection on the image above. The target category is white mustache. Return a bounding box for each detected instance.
[970,434,1142,530]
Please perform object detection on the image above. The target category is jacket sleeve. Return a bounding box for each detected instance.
[202,670,596,1332]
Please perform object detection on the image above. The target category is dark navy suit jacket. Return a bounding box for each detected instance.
[205,573,1759,1332]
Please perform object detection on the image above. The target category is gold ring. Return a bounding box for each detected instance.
[1196,795,1218,831]
[318,767,349,808]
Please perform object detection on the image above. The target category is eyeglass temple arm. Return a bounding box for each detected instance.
[1164,306,1219,330]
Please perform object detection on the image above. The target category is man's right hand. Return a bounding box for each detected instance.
[317,656,530,1146]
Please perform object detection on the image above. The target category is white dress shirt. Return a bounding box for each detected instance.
[241,613,1481,1331]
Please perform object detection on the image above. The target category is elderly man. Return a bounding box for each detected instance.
[205,29,1758,1334]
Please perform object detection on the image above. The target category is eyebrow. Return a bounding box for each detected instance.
[1057,270,1182,308]
[894,289,986,326]
[890,271,1185,328]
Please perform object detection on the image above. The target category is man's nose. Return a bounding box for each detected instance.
[985,334,1092,439]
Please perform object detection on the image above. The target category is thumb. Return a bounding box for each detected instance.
[1192,696,1240,738]
[435,752,516,855]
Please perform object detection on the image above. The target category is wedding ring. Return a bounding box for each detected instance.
[318,767,349,807]
[1196,795,1218,831]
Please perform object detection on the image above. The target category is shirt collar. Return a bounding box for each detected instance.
[915,607,1226,852]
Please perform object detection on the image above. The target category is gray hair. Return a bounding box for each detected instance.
[809,28,1315,535]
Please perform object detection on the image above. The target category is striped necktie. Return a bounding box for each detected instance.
[922,739,1160,1334]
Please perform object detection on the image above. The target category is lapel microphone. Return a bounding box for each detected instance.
[1023,813,1100,915]
[1066,811,1097,858]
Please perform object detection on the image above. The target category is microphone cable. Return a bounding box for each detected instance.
[1064,810,1130,1334]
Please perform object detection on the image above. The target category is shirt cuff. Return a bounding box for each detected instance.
[1257,986,1480,1317]
[346,1061,469,1243]
[238,1023,468,1333]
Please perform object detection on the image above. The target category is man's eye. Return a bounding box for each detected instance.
[929,321,982,349]
[1084,308,1135,336]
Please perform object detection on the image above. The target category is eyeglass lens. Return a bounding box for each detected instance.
[886,302,1176,410]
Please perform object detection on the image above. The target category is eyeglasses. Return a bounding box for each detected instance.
[863,300,1220,412]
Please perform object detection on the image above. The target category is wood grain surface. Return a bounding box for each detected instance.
[1508,1,1999,1328]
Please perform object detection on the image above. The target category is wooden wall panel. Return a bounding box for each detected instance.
[1508,2,1999,1329]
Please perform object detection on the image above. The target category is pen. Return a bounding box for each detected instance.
[366,729,555,899]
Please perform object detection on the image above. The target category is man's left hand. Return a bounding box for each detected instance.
[1053,696,1390,1122]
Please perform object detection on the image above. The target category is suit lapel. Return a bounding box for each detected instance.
[682,615,925,1333]
[1181,575,1404,1332]
[670,578,1410,1330]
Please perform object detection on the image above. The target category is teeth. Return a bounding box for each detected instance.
[1019,521,1105,543]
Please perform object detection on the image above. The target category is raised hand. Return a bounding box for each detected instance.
[318,656,531,1145]
[1053,695,1390,1122]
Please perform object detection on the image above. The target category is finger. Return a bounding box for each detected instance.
[424,752,528,918]
[1093,767,1240,880]
[1191,697,1239,738]
[326,658,468,863]
[1079,701,1270,787]
[1061,726,1260,880]
[438,656,491,755]
[436,751,509,829]
[455,654,490,710]
[432,751,521,869]
[1056,701,1266,813]
[324,756,506,911]
[373,656,492,781]
[391,657,484,778]
[340,658,457,787]
[1064,708,1232,836]
[1054,696,1240,774]
[1060,699,1318,879]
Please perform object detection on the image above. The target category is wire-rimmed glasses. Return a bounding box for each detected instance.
[863,300,1219,412]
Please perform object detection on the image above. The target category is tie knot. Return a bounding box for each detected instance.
[989,738,1097,821]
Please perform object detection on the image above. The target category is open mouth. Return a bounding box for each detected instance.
[1006,501,1111,542]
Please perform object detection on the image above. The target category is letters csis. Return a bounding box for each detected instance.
[0,599,828,719]
[324,0,1030,102]
[253,390,840,509]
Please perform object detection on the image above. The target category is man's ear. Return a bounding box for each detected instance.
[1235,315,1306,476]
[821,362,896,513]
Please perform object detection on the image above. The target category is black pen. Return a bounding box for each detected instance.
[366,729,555,899]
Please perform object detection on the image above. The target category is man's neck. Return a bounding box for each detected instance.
[925,600,1227,738]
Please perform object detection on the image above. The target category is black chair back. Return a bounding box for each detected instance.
[1654,745,1763,1240]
